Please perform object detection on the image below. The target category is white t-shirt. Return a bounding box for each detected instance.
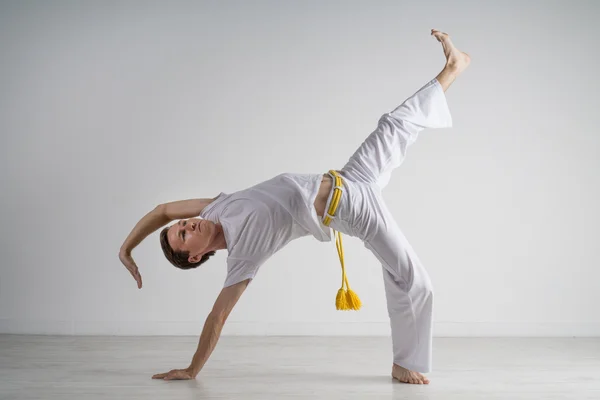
[199,173,332,287]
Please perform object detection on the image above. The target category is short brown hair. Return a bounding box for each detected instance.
[159,226,216,270]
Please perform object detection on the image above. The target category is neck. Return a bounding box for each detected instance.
[210,223,228,251]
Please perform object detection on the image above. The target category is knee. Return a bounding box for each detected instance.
[413,278,434,302]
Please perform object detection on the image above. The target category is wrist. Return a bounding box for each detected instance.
[186,365,200,377]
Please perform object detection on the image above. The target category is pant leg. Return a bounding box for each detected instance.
[363,200,434,373]
[379,265,434,373]
[341,78,452,190]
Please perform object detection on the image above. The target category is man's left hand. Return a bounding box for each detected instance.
[152,368,194,380]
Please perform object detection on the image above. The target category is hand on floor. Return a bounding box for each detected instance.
[152,368,194,380]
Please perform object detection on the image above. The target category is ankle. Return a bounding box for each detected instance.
[444,62,460,74]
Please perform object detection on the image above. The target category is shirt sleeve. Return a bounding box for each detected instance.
[224,257,261,287]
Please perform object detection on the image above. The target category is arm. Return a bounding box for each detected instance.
[152,278,250,380]
[120,198,215,253]
[118,198,215,288]
[119,205,171,255]
[188,279,250,376]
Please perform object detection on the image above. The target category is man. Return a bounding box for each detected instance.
[119,29,470,385]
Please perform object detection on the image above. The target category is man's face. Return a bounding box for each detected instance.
[167,218,216,263]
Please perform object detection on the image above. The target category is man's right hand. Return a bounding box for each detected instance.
[119,250,142,289]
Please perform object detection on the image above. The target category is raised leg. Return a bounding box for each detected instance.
[339,29,469,190]
[340,78,452,190]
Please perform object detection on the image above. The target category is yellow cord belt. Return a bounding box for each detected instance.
[322,170,362,311]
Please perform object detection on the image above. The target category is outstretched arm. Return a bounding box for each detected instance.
[188,279,250,376]
[118,198,215,288]
[152,278,251,380]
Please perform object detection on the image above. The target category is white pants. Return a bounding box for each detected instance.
[322,78,452,373]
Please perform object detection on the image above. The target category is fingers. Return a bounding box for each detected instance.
[153,370,179,380]
[133,269,142,288]
[127,267,142,288]
[133,270,142,288]
[153,370,191,380]
[121,254,143,289]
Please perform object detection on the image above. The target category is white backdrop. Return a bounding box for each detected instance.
[1,0,599,337]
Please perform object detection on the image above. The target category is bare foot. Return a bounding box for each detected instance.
[392,363,430,385]
[431,29,470,74]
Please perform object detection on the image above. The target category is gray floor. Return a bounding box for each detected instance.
[0,335,598,399]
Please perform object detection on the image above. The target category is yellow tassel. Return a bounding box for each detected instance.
[336,288,349,310]
[325,170,363,311]
[345,289,362,310]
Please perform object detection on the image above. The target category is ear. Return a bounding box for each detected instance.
[188,253,203,264]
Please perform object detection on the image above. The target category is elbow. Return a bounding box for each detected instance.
[155,204,171,220]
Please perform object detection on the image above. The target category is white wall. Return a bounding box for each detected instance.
[1,0,599,337]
